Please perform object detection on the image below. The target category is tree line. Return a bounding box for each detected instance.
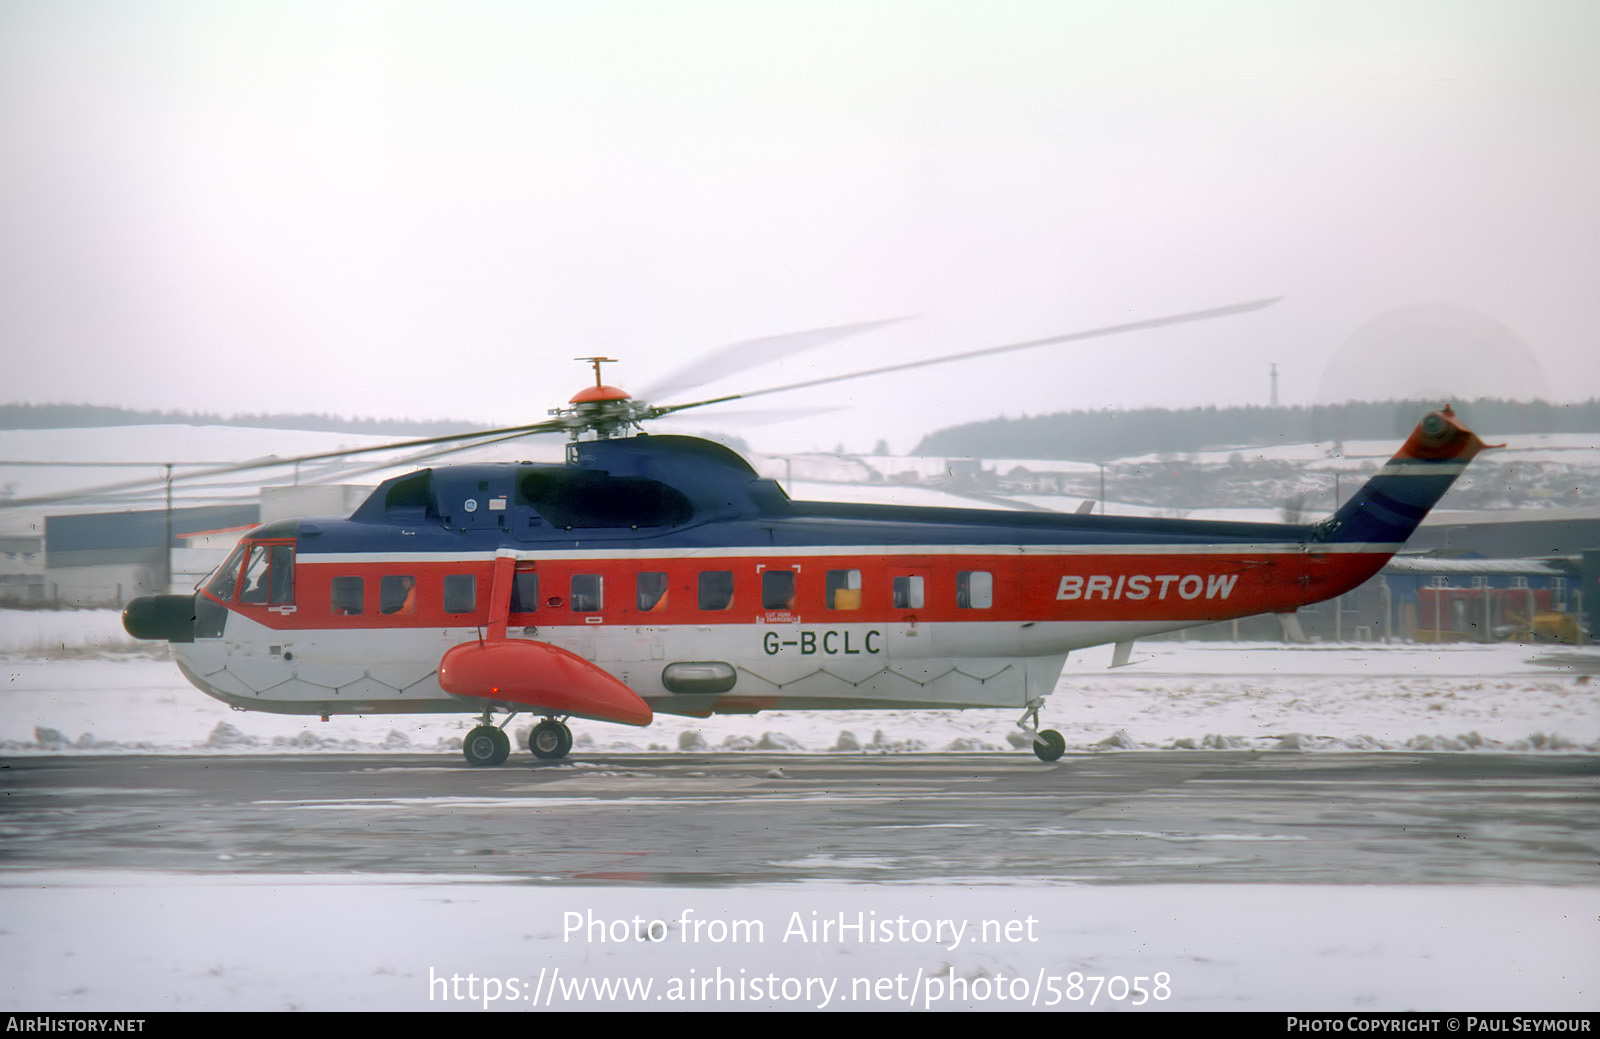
[913,398,1600,460]
[0,403,486,438]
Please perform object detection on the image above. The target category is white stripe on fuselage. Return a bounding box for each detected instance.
[298,541,1402,565]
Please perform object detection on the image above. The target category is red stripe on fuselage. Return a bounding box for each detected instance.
[213,549,1393,632]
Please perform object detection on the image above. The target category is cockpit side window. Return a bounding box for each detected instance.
[267,545,295,605]
[237,543,295,605]
[239,546,270,603]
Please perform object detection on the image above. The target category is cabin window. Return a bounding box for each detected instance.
[1428,576,1450,589]
[762,570,796,610]
[892,575,924,610]
[1510,576,1529,590]
[637,572,669,612]
[699,570,734,611]
[510,571,538,612]
[330,577,364,616]
[380,575,418,615]
[443,574,476,614]
[826,569,861,610]
[1471,576,1489,589]
[571,574,603,612]
[957,571,993,609]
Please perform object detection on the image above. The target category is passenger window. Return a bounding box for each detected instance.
[380,575,418,615]
[957,571,992,609]
[637,572,669,612]
[699,570,734,610]
[330,577,363,616]
[892,575,924,609]
[826,569,861,610]
[762,570,796,610]
[443,574,476,614]
[571,574,603,612]
[510,571,539,612]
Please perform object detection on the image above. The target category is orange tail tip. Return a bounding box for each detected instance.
[1395,404,1500,462]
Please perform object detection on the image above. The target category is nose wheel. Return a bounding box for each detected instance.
[1017,699,1067,762]
[529,718,574,760]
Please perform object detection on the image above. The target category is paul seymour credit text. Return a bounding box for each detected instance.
[428,907,1175,1008]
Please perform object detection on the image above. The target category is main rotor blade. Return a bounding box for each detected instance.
[636,317,909,402]
[651,298,1280,418]
[0,418,572,509]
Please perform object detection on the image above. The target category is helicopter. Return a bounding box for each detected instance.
[115,299,1493,764]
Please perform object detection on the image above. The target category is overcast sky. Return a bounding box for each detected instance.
[3,1,1597,453]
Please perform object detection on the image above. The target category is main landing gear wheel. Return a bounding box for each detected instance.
[1032,729,1066,763]
[463,725,511,767]
[529,719,574,761]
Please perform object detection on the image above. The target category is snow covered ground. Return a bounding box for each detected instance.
[2,610,1595,756]
[2,610,1597,1012]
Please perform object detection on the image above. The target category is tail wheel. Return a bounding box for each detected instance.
[529,719,574,761]
[1032,729,1066,763]
[463,725,511,767]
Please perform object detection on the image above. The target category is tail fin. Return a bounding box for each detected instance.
[1312,406,1494,547]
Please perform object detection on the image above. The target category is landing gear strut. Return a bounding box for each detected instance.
[529,718,573,761]
[1017,699,1066,763]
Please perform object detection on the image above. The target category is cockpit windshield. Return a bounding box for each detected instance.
[204,544,247,601]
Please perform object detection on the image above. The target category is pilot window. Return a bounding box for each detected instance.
[330,577,363,616]
[267,545,294,605]
[443,574,476,614]
[892,575,924,610]
[238,547,270,603]
[762,570,796,610]
[826,569,861,610]
[510,571,538,612]
[957,571,992,609]
[637,572,669,612]
[699,571,734,610]
[571,574,603,612]
[237,544,294,605]
[380,575,418,615]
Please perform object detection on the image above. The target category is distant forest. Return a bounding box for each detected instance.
[0,403,489,437]
[914,398,1600,460]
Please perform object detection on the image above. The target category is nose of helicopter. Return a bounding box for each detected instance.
[122,593,197,642]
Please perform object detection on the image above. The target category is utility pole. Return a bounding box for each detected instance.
[162,463,173,593]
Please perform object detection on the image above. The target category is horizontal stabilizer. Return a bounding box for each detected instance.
[439,639,653,726]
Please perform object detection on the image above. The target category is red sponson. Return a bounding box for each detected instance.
[439,639,653,726]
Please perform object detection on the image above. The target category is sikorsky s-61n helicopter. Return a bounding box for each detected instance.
[120,300,1491,764]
